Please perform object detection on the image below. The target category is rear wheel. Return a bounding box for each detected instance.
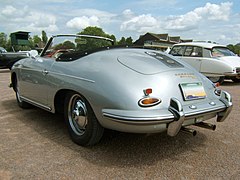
[208,76,224,84]
[64,92,104,146]
[231,77,240,83]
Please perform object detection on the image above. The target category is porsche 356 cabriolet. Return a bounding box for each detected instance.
[10,35,232,146]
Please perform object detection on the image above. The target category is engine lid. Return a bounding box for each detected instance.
[118,51,184,75]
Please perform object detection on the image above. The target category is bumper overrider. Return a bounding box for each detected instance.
[102,91,232,136]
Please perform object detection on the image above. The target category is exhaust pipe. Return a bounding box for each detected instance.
[180,127,197,136]
[194,122,216,131]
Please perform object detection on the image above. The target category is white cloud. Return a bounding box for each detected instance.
[119,2,233,34]
[66,16,100,30]
[65,9,117,31]
[165,11,202,31]
[0,5,58,33]
[120,14,159,33]
[122,9,134,17]
[74,9,115,18]
[165,2,232,31]
[194,2,232,21]
[2,5,17,16]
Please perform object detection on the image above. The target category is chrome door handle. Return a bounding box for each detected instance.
[42,69,49,75]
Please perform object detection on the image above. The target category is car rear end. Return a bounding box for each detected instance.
[99,49,232,136]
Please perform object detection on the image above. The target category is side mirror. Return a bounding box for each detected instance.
[28,50,38,58]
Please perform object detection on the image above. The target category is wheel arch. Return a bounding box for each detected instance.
[54,89,92,114]
[11,72,17,92]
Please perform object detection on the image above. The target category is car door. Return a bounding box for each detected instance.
[19,56,55,107]
[181,46,203,72]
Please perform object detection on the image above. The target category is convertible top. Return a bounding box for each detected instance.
[56,45,155,62]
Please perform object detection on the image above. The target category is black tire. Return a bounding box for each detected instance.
[64,92,104,146]
[231,77,240,83]
[208,76,225,84]
[14,77,32,109]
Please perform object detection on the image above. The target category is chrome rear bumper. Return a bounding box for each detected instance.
[167,91,232,136]
[102,91,232,135]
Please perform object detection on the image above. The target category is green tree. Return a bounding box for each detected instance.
[42,30,48,44]
[62,40,75,49]
[78,26,110,37]
[227,44,240,56]
[118,37,126,45]
[109,35,117,44]
[28,37,36,49]
[0,32,7,48]
[54,40,76,50]
[126,37,133,45]
[117,36,133,45]
[5,38,12,51]
[53,43,63,50]
[77,26,115,52]
[33,35,42,44]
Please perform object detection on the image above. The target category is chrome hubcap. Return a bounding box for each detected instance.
[68,94,88,135]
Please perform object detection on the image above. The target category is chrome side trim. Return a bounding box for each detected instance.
[223,72,240,76]
[51,72,95,83]
[102,112,174,124]
[16,67,95,83]
[20,96,52,111]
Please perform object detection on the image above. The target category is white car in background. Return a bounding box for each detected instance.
[169,42,240,83]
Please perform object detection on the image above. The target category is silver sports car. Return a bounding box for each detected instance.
[10,35,232,146]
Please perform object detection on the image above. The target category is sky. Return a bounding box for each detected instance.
[0,0,239,45]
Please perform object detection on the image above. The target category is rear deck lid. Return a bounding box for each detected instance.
[118,51,184,75]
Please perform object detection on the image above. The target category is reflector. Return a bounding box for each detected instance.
[144,88,152,96]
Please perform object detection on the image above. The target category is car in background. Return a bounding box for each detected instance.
[0,47,7,53]
[0,47,31,69]
[10,35,232,146]
[169,42,240,83]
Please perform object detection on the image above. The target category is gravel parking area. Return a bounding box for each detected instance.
[0,69,240,179]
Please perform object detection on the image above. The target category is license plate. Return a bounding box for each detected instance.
[179,82,206,101]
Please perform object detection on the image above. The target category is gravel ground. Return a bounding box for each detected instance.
[0,69,240,180]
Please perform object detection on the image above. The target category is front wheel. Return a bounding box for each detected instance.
[64,92,104,146]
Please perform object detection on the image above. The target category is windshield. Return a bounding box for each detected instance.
[211,47,235,57]
[41,35,114,60]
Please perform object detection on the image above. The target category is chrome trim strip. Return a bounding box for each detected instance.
[223,72,240,76]
[52,34,114,43]
[21,96,52,111]
[51,72,95,83]
[17,67,95,83]
[103,112,174,124]
[103,105,226,124]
